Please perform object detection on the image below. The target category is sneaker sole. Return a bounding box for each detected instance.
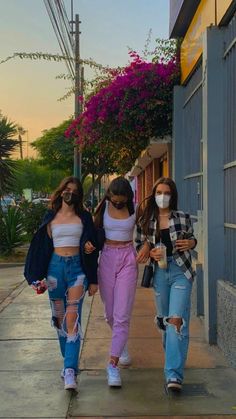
[167,383,182,392]
[108,381,122,387]
[64,384,77,390]
[119,357,131,366]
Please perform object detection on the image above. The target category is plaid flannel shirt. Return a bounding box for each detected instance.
[135,210,197,281]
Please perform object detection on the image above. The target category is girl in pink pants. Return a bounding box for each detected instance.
[94,177,138,387]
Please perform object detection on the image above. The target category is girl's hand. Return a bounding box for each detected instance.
[175,239,195,252]
[150,247,164,262]
[136,242,150,263]
[31,280,47,294]
[88,284,98,296]
[84,241,96,254]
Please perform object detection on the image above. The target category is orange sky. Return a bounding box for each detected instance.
[0,0,169,159]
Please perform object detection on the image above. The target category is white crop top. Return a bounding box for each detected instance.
[103,201,136,241]
[51,223,83,247]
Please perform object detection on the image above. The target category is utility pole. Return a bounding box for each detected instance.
[73,13,82,179]
[44,1,82,178]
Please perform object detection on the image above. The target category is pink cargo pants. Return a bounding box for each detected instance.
[98,242,138,357]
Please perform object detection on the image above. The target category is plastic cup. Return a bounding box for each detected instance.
[156,243,167,269]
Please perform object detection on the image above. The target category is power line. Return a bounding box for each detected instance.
[44,0,83,179]
[45,0,75,78]
[43,0,75,80]
[57,0,75,50]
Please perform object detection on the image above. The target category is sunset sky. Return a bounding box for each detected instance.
[0,0,169,157]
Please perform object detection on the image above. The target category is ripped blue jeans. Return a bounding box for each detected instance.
[153,257,192,383]
[46,253,88,374]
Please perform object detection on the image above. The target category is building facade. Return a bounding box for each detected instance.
[129,137,172,203]
[170,0,236,366]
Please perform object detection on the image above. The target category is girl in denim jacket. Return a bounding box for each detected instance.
[25,176,98,390]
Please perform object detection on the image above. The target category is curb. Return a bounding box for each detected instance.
[0,263,25,269]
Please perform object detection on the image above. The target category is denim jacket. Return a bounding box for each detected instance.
[24,209,99,285]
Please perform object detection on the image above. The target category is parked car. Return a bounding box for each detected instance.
[32,198,50,206]
[0,196,16,212]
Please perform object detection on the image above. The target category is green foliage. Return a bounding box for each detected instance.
[0,113,19,197]
[12,159,69,194]
[0,206,25,255]
[19,201,46,239]
[32,120,74,172]
[31,119,120,181]
[151,38,180,63]
[82,175,93,195]
[0,201,48,255]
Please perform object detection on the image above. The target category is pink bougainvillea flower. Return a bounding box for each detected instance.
[66,50,180,149]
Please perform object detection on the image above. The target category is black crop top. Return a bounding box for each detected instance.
[160,229,173,256]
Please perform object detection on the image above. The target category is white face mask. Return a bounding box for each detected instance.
[155,194,171,209]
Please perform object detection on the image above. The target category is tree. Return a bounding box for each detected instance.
[32,119,125,186]
[0,113,19,197]
[11,159,68,194]
[32,120,74,172]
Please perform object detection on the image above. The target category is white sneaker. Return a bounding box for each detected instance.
[61,368,78,380]
[119,344,131,366]
[106,363,122,387]
[64,368,77,390]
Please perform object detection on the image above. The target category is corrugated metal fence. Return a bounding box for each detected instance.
[182,64,203,217]
[175,14,236,286]
[223,14,236,286]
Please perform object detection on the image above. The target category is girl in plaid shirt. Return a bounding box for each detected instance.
[136,177,197,393]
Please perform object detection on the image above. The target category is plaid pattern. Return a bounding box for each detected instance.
[135,210,197,281]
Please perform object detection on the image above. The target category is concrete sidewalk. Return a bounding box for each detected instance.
[0,264,236,418]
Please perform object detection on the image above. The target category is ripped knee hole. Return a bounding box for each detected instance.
[167,317,183,332]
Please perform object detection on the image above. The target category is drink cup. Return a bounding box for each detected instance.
[155,243,167,269]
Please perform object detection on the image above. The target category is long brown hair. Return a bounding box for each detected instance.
[50,176,84,215]
[94,176,134,228]
[137,177,178,237]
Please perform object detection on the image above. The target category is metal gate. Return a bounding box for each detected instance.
[223,14,236,286]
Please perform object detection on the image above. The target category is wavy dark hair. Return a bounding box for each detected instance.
[50,176,84,216]
[94,176,134,228]
[137,177,178,237]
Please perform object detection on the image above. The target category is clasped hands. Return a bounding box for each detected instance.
[84,241,96,254]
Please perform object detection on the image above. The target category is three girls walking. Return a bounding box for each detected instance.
[25,174,196,393]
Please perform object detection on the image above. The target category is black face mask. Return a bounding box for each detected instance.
[111,201,127,210]
[62,191,79,206]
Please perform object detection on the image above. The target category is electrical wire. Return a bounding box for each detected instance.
[44,0,74,79]
[43,0,75,81]
[46,0,75,77]
[57,0,75,50]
